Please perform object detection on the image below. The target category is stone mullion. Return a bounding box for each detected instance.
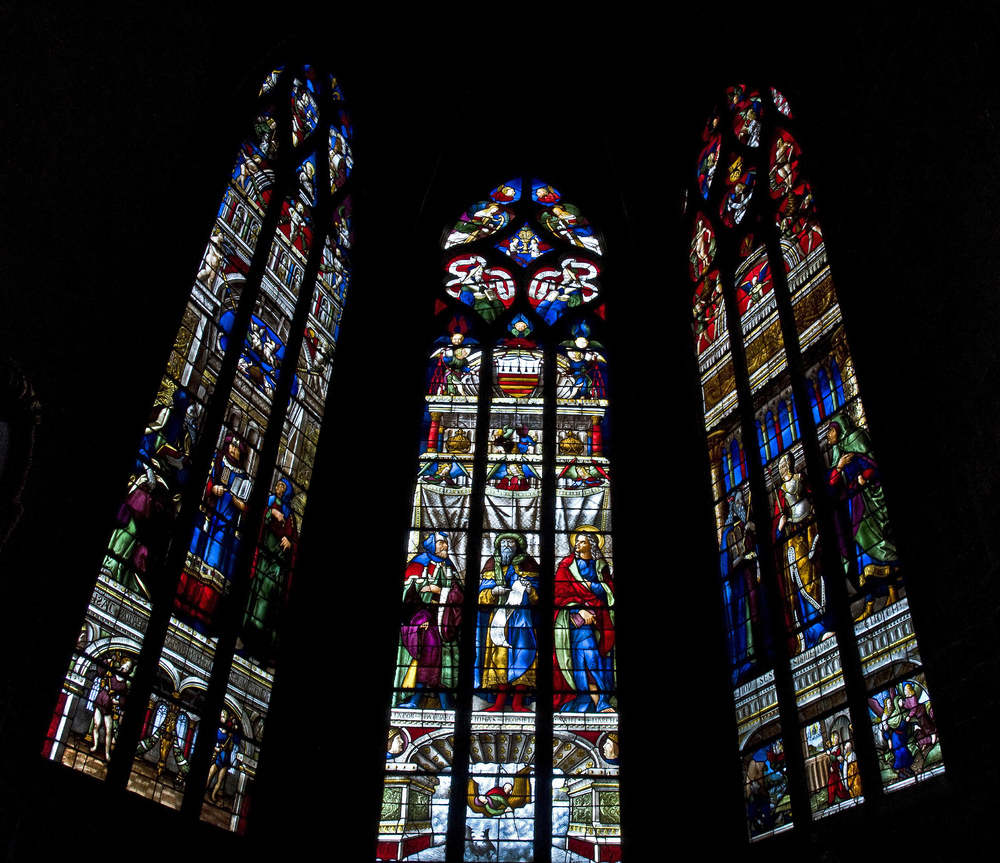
[443,339,494,862]
[533,336,557,863]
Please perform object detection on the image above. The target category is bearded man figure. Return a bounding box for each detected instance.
[476,532,540,712]
[553,525,616,713]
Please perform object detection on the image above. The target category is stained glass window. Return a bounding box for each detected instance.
[378,178,619,862]
[42,63,355,834]
[686,86,944,841]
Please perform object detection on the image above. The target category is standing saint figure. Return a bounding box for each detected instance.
[105,388,197,598]
[720,488,764,685]
[241,476,297,666]
[178,435,251,628]
[476,532,540,712]
[553,525,616,713]
[395,532,464,709]
[825,413,900,620]
[772,452,831,654]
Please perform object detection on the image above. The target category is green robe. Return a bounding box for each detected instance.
[243,504,296,663]
[830,420,897,569]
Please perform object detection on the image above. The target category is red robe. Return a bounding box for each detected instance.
[552,553,615,710]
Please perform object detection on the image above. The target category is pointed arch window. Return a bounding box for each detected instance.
[377,177,621,862]
[686,85,943,840]
[43,62,355,833]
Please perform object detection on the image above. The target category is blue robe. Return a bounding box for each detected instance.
[476,557,539,689]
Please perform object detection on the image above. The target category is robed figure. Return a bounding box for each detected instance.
[395,532,464,709]
[870,688,917,781]
[553,525,616,713]
[772,453,831,654]
[825,731,851,805]
[720,489,768,685]
[241,476,297,665]
[105,388,196,598]
[825,413,900,619]
[476,532,540,712]
[178,435,251,629]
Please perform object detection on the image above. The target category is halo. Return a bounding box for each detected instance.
[570,524,605,551]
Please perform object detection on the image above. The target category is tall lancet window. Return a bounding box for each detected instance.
[687,85,943,840]
[378,178,620,862]
[43,63,355,833]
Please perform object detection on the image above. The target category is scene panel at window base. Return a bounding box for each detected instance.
[798,697,864,820]
[866,670,942,796]
[465,753,536,863]
[197,668,268,831]
[737,675,792,841]
[551,718,621,862]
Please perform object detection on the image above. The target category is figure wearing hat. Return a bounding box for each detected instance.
[477,532,540,712]
[395,531,464,709]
